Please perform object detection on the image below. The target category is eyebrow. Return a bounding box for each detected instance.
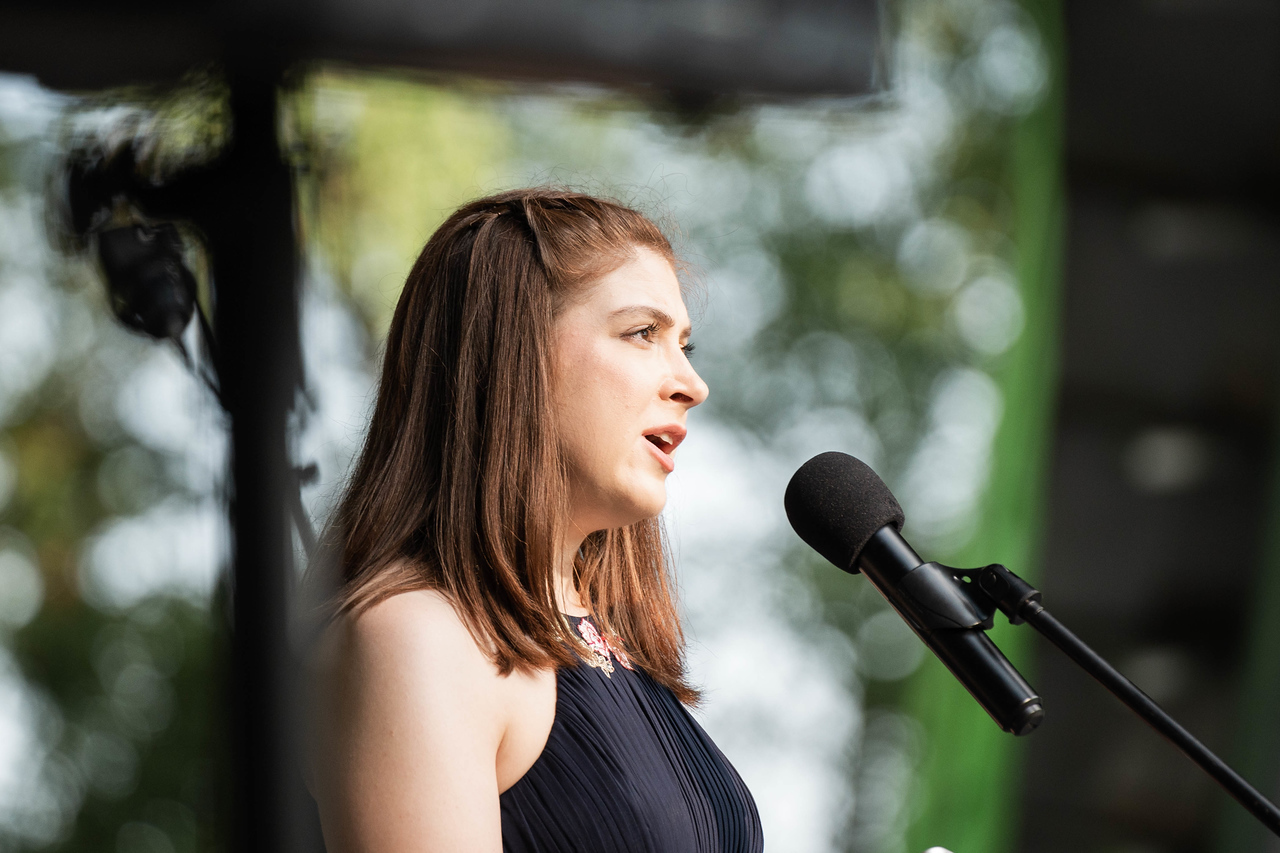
[609,305,692,339]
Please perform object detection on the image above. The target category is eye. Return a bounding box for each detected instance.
[626,323,659,342]
[681,341,696,358]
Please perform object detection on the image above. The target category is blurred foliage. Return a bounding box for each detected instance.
[289,71,513,334]
[11,600,222,853]
[900,0,1064,848]
[0,77,228,853]
[0,0,1059,849]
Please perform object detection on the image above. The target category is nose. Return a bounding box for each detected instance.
[664,349,709,408]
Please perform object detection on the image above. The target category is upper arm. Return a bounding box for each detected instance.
[309,591,505,853]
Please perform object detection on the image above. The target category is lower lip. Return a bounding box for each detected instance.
[644,439,676,473]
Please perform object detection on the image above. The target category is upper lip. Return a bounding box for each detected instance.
[642,424,687,454]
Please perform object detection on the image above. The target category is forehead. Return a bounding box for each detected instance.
[576,248,688,320]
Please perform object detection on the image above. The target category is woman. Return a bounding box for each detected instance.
[308,188,763,852]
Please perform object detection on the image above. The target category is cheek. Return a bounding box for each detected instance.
[553,345,646,473]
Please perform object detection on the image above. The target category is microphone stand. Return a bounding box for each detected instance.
[941,563,1280,837]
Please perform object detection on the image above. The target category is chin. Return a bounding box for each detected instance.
[575,465,669,532]
[610,483,667,528]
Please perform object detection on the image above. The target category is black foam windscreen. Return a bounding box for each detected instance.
[784,451,905,574]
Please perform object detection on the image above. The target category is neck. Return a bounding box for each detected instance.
[557,526,589,616]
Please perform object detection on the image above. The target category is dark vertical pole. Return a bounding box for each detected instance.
[207,56,306,853]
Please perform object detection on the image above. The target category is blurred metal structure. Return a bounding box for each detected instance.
[1024,2,1280,851]
[0,3,883,853]
[0,0,880,96]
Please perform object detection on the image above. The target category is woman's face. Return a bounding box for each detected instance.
[552,247,709,537]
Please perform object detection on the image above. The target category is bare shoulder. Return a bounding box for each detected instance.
[309,588,508,852]
[349,588,489,658]
[321,588,500,696]
[355,586,472,637]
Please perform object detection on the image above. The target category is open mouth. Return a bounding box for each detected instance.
[642,425,686,463]
[645,433,677,453]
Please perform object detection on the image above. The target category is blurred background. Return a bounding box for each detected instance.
[1,0,1278,851]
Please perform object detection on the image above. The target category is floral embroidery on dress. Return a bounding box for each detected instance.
[575,618,614,675]
[605,636,634,671]
[573,617,635,673]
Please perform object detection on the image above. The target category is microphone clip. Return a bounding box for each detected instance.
[896,562,1043,632]
[896,562,995,632]
[966,564,1043,626]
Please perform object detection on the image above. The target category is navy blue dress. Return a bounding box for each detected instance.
[499,615,764,853]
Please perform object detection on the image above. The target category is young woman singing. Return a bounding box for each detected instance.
[308,188,763,853]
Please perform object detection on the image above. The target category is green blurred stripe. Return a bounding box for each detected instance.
[903,0,1066,849]
[1215,439,1280,848]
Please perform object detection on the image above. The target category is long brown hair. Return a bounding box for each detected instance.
[320,187,696,703]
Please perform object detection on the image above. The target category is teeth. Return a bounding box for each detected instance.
[647,432,675,450]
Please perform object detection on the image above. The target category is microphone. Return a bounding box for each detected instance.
[785,451,1044,736]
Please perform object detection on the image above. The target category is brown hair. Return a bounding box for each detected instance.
[320,187,696,703]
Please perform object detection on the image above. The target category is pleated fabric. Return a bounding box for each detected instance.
[500,616,764,853]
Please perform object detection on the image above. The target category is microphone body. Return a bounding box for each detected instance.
[858,526,1043,736]
[784,451,1043,736]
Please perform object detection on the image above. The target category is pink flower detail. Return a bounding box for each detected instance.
[576,619,610,660]
[606,636,634,671]
[575,618,634,672]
